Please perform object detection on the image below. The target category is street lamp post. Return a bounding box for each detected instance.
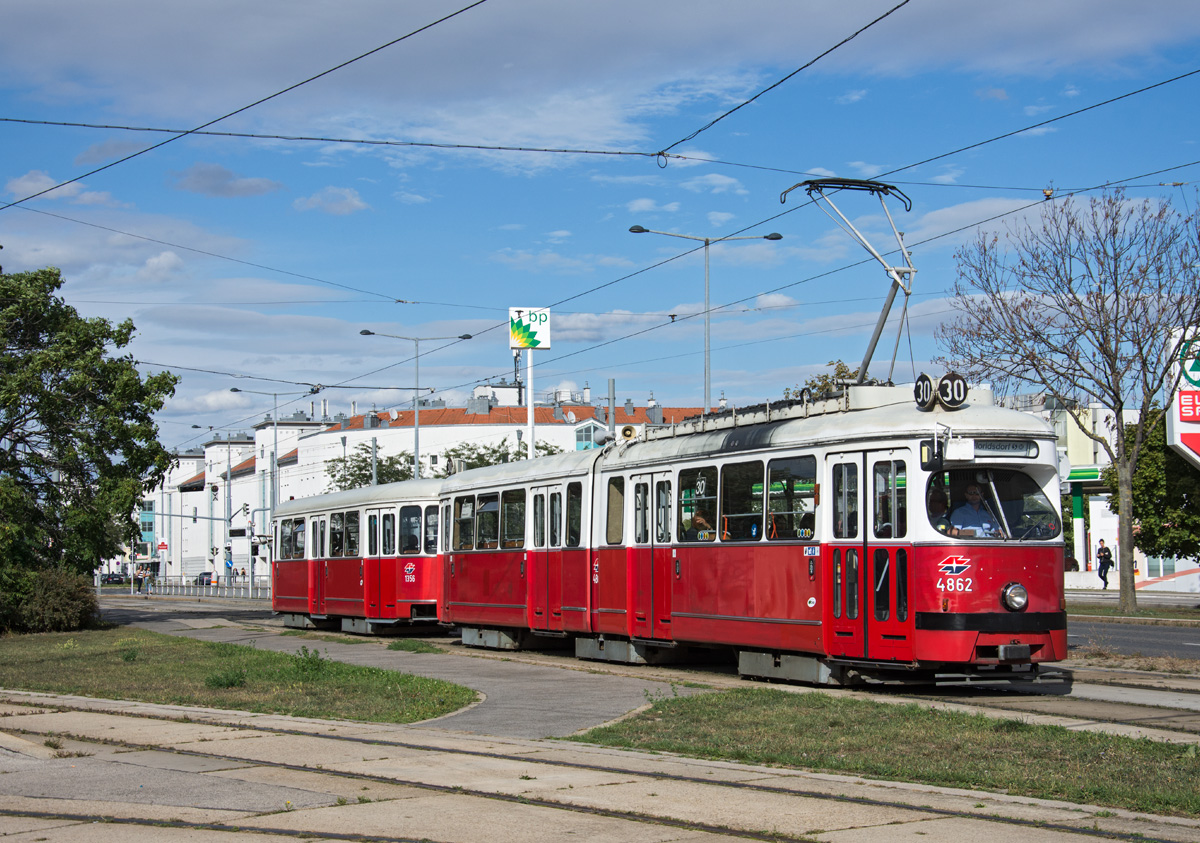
[360,330,472,478]
[630,226,782,414]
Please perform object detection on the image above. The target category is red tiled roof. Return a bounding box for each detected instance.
[178,470,206,492]
[327,404,705,431]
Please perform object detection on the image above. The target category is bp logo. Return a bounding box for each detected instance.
[1183,339,1200,388]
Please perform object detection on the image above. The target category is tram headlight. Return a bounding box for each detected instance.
[1001,582,1029,612]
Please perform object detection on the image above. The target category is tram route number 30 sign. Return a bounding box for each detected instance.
[914,372,968,411]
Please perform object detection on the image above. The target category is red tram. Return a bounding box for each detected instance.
[272,382,1067,684]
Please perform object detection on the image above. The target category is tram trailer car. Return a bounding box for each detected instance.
[272,479,443,634]
[273,383,1067,684]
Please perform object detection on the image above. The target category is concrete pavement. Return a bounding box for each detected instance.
[4,690,1200,843]
[1,594,1198,841]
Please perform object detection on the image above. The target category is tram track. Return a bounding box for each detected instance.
[3,693,1199,843]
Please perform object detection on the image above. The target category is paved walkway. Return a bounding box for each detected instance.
[1,595,1198,842]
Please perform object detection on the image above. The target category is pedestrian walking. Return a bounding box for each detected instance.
[1096,539,1114,589]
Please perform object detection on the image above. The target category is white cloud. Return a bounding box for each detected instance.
[848,161,885,178]
[293,186,369,215]
[627,198,680,214]
[836,89,867,104]
[134,250,185,284]
[172,163,284,197]
[395,191,430,204]
[707,211,735,227]
[680,173,747,195]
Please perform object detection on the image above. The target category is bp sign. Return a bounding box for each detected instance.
[509,307,551,349]
[1167,331,1200,470]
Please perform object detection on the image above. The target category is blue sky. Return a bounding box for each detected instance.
[2,0,1198,449]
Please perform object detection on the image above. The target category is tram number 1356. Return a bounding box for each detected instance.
[937,577,974,592]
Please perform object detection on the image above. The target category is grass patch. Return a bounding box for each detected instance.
[1067,603,1200,622]
[386,638,443,654]
[0,629,476,724]
[575,688,1200,817]
[278,630,371,645]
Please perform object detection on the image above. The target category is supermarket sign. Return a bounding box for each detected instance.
[1168,332,1200,470]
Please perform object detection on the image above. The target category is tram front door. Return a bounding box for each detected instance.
[826,450,913,662]
[528,485,564,632]
[630,472,672,640]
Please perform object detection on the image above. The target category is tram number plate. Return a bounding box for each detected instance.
[936,577,973,592]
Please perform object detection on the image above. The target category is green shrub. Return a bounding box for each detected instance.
[16,568,100,633]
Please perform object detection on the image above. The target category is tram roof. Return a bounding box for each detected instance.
[274,476,445,519]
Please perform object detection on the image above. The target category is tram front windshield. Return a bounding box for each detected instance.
[926,469,1059,540]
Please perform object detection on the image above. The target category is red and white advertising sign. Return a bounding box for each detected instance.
[1167,332,1200,470]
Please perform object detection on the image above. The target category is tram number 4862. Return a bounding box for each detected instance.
[937,577,973,592]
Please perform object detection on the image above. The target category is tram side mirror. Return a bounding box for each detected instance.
[919,439,943,472]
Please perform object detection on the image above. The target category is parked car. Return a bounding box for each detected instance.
[101,573,125,585]
[194,572,213,585]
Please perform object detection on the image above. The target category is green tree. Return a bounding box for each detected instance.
[783,360,859,400]
[1103,416,1200,563]
[325,443,414,491]
[434,436,563,477]
[0,267,178,575]
[937,190,1200,612]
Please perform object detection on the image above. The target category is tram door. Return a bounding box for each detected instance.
[528,485,565,631]
[630,472,673,640]
[308,516,326,616]
[826,450,913,661]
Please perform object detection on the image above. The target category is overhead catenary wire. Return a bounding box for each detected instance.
[0,0,492,213]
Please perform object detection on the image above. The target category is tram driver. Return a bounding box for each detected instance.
[950,484,999,537]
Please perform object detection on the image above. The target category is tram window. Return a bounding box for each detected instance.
[721,461,764,541]
[441,504,450,553]
[606,478,625,544]
[382,512,397,556]
[292,520,305,559]
[314,518,325,558]
[846,549,859,619]
[424,506,439,554]
[345,511,360,557]
[550,492,563,548]
[833,463,859,539]
[833,549,842,619]
[873,548,890,621]
[678,466,717,542]
[566,482,583,547]
[896,549,908,621]
[278,520,293,560]
[767,455,817,541]
[368,513,379,557]
[399,506,422,554]
[502,489,525,549]
[476,494,499,549]
[329,512,345,557]
[533,494,546,548]
[930,469,1061,540]
[453,496,475,551]
[634,483,650,544]
[655,480,672,543]
[872,460,907,539]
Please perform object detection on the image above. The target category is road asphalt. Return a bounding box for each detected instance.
[1,594,1198,842]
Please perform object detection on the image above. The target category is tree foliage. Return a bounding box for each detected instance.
[434,436,563,477]
[0,268,178,574]
[326,443,414,492]
[783,360,860,399]
[1103,416,1200,563]
[936,190,1200,611]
